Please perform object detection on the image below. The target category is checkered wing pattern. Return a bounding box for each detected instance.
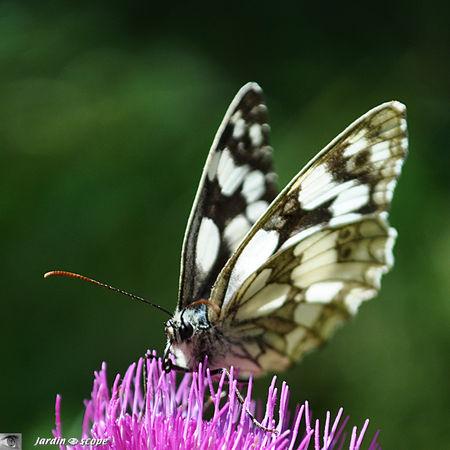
[178,83,277,308]
[209,101,407,375]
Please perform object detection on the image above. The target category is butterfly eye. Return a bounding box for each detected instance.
[179,322,194,341]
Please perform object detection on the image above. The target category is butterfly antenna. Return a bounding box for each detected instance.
[44,270,172,317]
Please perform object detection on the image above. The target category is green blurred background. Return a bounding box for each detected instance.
[1,1,449,448]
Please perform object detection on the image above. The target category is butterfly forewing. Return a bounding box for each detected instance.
[211,101,407,312]
[178,83,278,308]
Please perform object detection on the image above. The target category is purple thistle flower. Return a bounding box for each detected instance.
[53,354,381,450]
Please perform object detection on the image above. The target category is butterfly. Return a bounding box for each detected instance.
[46,82,408,382]
[163,82,407,378]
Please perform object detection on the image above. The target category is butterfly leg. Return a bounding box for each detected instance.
[217,367,278,434]
[160,356,223,413]
[142,350,155,400]
[203,369,247,416]
[209,367,248,383]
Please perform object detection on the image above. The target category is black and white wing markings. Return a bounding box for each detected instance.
[211,101,408,312]
[178,82,278,308]
[222,217,397,375]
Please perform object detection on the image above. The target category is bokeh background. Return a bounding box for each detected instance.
[1,1,449,448]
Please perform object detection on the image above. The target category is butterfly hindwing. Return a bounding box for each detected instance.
[211,101,407,312]
[221,217,396,375]
[178,83,278,308]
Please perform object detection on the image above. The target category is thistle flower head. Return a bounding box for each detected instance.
[54,354,380,449]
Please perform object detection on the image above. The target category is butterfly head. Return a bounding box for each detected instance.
[165,304,210,345]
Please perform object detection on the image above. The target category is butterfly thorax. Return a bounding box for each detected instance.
[165,303,271,377]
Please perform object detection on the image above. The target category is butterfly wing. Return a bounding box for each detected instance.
[212,101,407,310]
[219,217,396,376]
[209,101,407,375]
[178,83,278,308]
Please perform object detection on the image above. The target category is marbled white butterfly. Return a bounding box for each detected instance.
[46,82,407,381]
[164,82,407,378]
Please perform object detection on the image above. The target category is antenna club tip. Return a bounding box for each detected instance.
[44,270,61,279]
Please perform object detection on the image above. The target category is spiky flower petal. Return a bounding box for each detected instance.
[53,354,380,449]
